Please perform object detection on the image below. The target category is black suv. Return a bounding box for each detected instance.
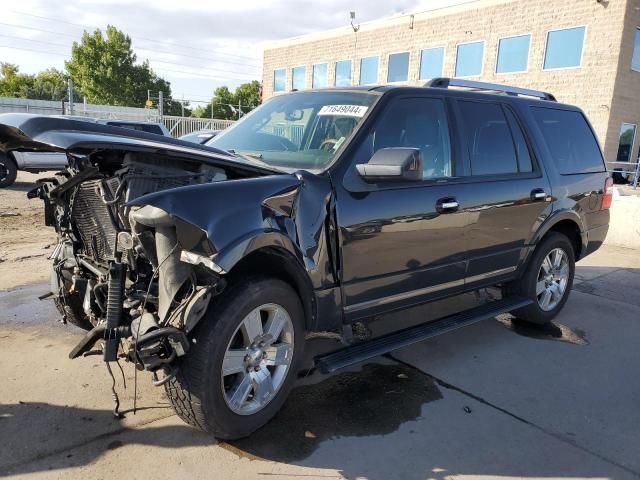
[0,78,611,439]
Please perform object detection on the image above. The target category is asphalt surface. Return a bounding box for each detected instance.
[0,245,639,479]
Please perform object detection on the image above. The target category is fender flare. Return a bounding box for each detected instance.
[527,209,586,261]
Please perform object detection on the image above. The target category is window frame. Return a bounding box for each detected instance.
[454,40,486,78]
[495,33,532,75]
[312,63,328,88]
[291,65,307,91]
[386,50,411,83]
[542,25,587,71]
[359,55,380,85]
[451,97,542,182]
[273,68,287,93]
[632,27,640,73]
[617,122,637,163]
[419,46,446,81]
[334,59,353,87]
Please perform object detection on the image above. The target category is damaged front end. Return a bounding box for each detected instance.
[0,114,294,394]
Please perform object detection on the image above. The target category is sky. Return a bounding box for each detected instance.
[0,0,473,106]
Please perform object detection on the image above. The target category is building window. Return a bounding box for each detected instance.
[419,47,445,80]
[543,26,585,70]
[360,56,379,85]
[387,52,410,82]
[617,123,637,163]
[312,63,328,88]
[496,34,530,74]
[273,68,286,92]
[292,66,306,90]
[455,41,484,77]
[335,60,352,86]
[633,28,640,72]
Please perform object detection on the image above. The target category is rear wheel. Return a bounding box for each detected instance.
[165,277,305,439]
[0,153,17,188]
[505,232,575,325]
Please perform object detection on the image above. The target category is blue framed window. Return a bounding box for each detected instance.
[312,63,328,88]
[335,60,352,86]
[496,34,530,73]
[455,41,484,77]
[387,52,410,82]
[292,66,306,90]
[632,28,640,72]
[360,56,379,85]
[273,69,286,92]
[543,27,585,70]
[419,47,445,80]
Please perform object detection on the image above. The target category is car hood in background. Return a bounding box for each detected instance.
[0,113,281,175]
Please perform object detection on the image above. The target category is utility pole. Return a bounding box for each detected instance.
[67,79,74,115]
[181,93,185,117]
[211,96,215,120]
[238,100,242,120]
[158,91,164,120]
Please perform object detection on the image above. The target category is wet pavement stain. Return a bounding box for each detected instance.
[496,316,588,345]
[225,363,442,462]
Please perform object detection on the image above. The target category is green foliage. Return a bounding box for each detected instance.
[193,81,261,120]
[65,25,186,113]
[0,63,69,100]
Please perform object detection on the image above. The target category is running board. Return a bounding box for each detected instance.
[315,296,532,373]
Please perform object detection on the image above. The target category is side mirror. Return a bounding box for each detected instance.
[356,148,422,183]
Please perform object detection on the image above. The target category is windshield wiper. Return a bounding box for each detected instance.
[226,149,263,160]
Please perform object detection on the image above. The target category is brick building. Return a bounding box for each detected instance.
[262,0,640,163]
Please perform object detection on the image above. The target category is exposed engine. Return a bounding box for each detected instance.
[31,150,241,391]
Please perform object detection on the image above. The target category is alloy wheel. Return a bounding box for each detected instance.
[221,303,294,415]
[536,247,570,311]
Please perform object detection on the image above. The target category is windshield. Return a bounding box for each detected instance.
[207,91,377,170]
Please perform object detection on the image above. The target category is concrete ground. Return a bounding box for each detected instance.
[1,245,639,480]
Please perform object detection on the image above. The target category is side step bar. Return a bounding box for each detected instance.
[315,296,533,373]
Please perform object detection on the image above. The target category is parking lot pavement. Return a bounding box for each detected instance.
[1,245,639,479]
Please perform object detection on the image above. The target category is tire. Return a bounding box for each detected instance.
[53,293,95,331]
[165,277,305,439]
[505,232,575,325]
[0,153,18,188]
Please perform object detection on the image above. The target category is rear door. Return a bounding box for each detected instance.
[451,98,553,285]
[334,94,471,321]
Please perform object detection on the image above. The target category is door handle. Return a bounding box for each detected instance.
[530,189,548,201]
[437,198,459,213]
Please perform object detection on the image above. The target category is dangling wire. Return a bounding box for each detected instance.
[105,361,121,418]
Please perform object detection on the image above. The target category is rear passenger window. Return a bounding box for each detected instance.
[458,101,518,175]
[531,108,605,174]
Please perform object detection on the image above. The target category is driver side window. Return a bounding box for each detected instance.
[368,97,453,179]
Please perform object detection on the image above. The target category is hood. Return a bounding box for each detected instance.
[0,113,281,175]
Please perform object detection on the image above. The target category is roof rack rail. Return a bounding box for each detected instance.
[425,78,557,102]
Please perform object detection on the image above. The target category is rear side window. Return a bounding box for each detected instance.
[531,108,604,174]
[458,101,518,175]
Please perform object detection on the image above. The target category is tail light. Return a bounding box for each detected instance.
[602,177,613,210]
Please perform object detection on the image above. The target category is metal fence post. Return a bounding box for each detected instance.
[67,79,74,115]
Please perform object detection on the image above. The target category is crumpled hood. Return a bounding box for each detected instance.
[0,113,280,175]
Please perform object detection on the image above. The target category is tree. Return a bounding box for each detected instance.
[0,63,69,100]
[193,81,261,120]
[65,25,177,109]
[0,63,34,98]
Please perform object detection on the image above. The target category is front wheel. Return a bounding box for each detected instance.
[165,277,305,439]
[505,232,575,325]
[0,153,17,188]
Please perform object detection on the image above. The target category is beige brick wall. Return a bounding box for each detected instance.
[263,0,638,162]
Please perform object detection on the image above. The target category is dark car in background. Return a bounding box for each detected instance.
[0,78,610,440]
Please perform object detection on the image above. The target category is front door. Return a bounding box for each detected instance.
[334,95,470,321]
